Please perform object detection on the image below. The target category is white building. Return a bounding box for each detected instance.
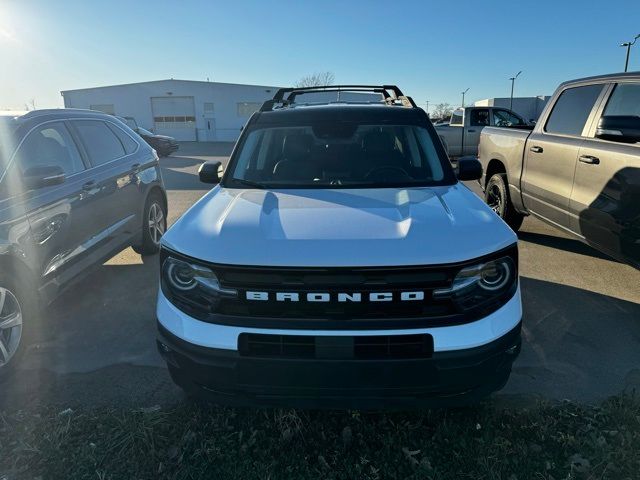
[474,96,551,123]
[61,79,281,142]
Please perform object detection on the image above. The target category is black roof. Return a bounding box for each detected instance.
[254,104,427,126]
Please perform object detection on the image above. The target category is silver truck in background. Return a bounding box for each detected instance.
[435,106,529,158]
[478,72,640,269]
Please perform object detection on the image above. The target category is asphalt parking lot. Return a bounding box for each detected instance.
[2,142,639,410]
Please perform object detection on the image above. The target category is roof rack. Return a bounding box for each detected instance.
[260,85,417,111]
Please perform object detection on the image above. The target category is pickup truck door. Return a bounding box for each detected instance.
[521,84,605,229]
[464,108,490,156]
[571,82,640,266]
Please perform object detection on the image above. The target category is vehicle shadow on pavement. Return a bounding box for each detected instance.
[505,276,640,403]
[160,159,211,191]
[517,231,619,263]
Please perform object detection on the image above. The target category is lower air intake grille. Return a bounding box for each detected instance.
[238,333,433,360]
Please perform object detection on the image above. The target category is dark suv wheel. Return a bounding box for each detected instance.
[133,191,167,256]
[0,272,35,377]
[485,173,524,231]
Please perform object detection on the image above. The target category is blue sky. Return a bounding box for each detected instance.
[1,0,640,111]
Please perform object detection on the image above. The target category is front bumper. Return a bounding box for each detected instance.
[158,320,521,409]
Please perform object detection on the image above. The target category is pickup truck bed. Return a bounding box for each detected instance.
[478,126,531,215]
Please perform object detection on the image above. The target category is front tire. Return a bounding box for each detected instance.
[133,192,167,256]
[485,173,524,231]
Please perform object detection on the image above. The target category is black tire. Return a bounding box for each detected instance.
[485,173,524,231]
[0,271,36,378]
[132,191,167,256]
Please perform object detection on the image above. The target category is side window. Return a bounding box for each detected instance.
[470,109,490,126]
[15,122,85,176]
[602,83,640,117]
[106,122,138,154]
[450,111,464,126]
[545,85,603,136]
[494,109,526,127]
[73,120,126,166]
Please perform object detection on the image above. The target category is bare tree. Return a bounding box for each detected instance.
[432,102,453,120]
[295,71,335,88]
[24,98,36,111]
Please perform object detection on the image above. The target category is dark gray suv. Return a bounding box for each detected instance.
[0,109,167,373]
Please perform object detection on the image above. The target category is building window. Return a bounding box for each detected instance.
[237,102,261,117]
[153,116,196,129]
[204,102,215,115]
[90,104,115,115]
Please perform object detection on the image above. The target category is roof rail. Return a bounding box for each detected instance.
[260,85,417,111]
[20,108,101,120]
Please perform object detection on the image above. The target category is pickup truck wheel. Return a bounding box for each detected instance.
[485,174,524,231]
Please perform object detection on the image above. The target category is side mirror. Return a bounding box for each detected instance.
[596,115,640,143]
[22,165,66,189]
[198,161,223,184]
[456,156,483,181]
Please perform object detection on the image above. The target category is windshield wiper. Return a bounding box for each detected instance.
[231,178,268,189]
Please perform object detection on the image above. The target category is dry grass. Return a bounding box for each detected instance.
[1,395,639,479]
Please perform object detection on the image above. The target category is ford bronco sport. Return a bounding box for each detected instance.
[156,85,522,408]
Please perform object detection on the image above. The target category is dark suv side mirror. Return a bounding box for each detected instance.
[198,161,223,184]
[22,165,66,189]
[596,115,640,143]
[456,156,483,181]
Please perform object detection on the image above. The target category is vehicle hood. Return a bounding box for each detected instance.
[162,184,517,267]
[152,134,175,141]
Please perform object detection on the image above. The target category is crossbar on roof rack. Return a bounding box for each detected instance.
[260,85,417,111]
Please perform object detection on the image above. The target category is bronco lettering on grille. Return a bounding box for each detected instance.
[245,291,425,302]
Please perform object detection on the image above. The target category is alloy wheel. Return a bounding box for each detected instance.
[148,203,166,245]
[487,184,503,216]
[0,287,23,367]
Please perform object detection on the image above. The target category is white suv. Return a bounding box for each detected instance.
[156,85,522,408]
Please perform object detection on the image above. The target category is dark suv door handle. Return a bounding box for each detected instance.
[468,129,476,133]
[579,155,600,165]
[530,146,544,153]
[82,180,96,191]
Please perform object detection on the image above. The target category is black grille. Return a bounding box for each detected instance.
[238,333,433,359]
[216,265,456,320]
[160,244,518,330]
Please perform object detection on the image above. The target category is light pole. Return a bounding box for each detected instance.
[425,100,430,116]
[509,71,522,111]
[621,34,640,72]
[461,88,470,107]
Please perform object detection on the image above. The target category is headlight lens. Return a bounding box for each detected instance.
[434,256,516,312]
[162,257,237,314]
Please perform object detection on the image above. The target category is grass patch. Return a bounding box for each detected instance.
[1,396,639,479]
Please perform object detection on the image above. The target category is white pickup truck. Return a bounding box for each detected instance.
[435,106,530,158]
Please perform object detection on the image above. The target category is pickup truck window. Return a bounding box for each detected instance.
[603,83,640,117]
[226,124,453,188]
[493,109,526,127]
[450,112,464,126]
[544,84,603,136]
[470,109,490,126]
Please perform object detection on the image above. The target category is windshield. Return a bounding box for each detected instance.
[225,123,451,188]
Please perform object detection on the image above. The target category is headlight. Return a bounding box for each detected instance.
[162,257,237,315]
[434,256,517,313]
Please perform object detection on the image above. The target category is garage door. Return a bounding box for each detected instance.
[151,96,196,141]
